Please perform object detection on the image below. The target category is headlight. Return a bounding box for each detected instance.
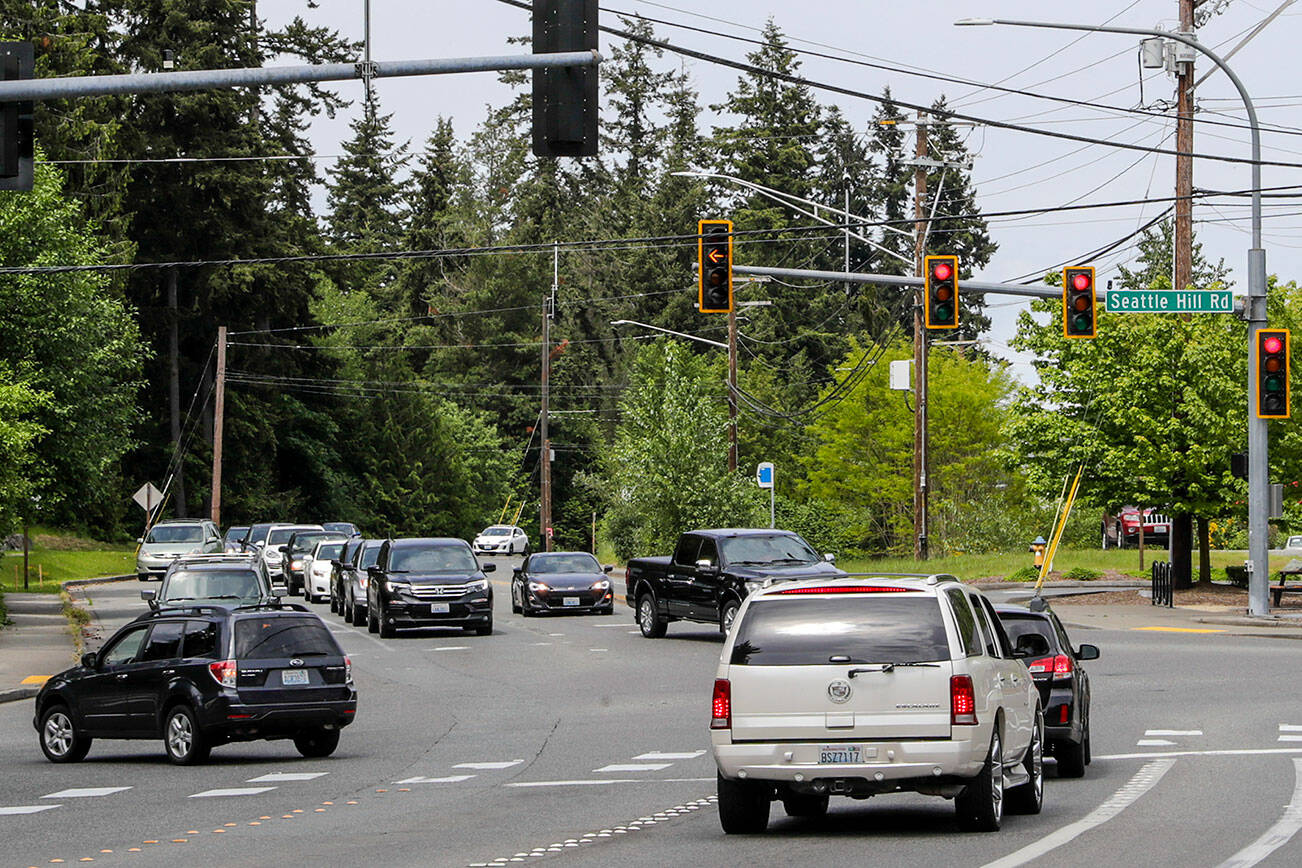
[291,560,303,570]
[528,581,550,593]
[745,580,766,595]
[468,578,489,592]
[386,580,411,593]
[591,579,610,590]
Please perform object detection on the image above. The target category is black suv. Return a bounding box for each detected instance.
[995,602,1099,777]
[366,538,495,637]
[34,603,357,765]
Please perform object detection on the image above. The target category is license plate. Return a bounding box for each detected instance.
[819,746,862,764]
[1154,524,1168,532]
[430,603,450,614]
[280,669,309,686]
[563,597,580,607]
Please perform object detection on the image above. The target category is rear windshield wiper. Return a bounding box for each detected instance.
[286,650,330,656]
[848,662,941,677]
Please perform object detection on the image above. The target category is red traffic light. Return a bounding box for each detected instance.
[932,261,953,282]
[1264,335,1283,354]
[1072,272,1091,291]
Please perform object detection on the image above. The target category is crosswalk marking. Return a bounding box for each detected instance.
[634,751,706,761]
[41,787,131,799]
[394,775,475,784]
[1218,759,1302,868]
[594,763,672,773]
[1280,725,1302,743]
[0,805,60,815]
[246,772,328,783]
[454,761,523,770]
[189,787,277,798]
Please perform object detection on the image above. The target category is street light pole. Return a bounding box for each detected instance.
[957,17,1269,614]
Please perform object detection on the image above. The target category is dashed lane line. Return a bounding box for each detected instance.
[981,758,1176,868]
[595,763,672,773]
[1145,729,1203,736]
[1097,747,1302,761]
[634,751,706,761]
[41,788,132,799]
[0,805,60,815]
[394,775,476,784]
[188,787,278,798]
[506,777,714,788]
[454,761,524,770]
[245,773,328,783]
[1219,758,1302,868]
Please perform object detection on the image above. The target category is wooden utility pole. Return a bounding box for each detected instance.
[540,245,556,552]
[167,268,187,516]
[912,116,930,561]
[210,326,227,527]
[727,304,738,473]
[1172,0,1197,586]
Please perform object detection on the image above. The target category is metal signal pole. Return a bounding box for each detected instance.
[913,116,930,561]
[210,326,227,526]
[540,243,557,551]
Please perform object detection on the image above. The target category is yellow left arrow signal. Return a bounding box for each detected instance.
[707,249,725,264]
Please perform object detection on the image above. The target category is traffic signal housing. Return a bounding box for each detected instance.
[532,0,598,158]
[0,42,34,192]
[698,219,733,313]
[924,255,958,330]
[1257,328,1290,419]
[1063,266,1096,339]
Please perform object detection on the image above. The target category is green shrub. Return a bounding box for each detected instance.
[1006,566,1039,583]
[1063,566,1101,581]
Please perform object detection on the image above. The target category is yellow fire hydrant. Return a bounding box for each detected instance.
[1029,536,1047,570]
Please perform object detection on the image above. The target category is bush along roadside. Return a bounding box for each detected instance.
[60,590,91,655]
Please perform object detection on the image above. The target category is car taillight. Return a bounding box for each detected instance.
[711,679,731,730]
[1027,653,1072,679]
[1051,654,1073,678]
[209,659,237,688]
[951,675,977,725]
[344,656,352,682]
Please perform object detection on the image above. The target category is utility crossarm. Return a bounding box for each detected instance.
[731,264,1069,301]
[0,50,600,102]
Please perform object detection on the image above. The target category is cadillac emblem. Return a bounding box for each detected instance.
[827,680,852,703]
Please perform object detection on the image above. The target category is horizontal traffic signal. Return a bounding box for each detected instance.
[1063,266,1096,339]
[698,219,733,313]
[532,0,598,158]
[924,255,958,330]
[1257,328,1290,419]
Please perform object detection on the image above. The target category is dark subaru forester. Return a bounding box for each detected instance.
[34,602,356,764]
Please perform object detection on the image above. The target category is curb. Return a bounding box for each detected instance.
[971,580,1149,591]
[62,574,135,589]
[0,686,38,705]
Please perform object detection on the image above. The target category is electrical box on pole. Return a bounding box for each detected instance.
[1063,266,1097,338]
[924,255,959,330]
[532,0,598,158]
[0,42,34,192]
[1257,329,1290,419]
[698,219,733,313]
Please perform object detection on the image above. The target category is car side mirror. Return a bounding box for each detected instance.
[80,652,98,669]
[695,558,718,574]
[278,545,289,554]
[1014,633,1051,658]
[140,588,156,602]
[482,562,497,573]
[603,564,613,573]
[824,553,837,564]
[1076,643,1100,661]
[271,583,288,597]
[255,540,265,548]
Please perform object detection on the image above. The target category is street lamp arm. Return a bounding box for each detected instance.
[610,319,728,349]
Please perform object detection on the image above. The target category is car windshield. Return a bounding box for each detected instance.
[146,525,204,544]
[482,526,511,537]
[163,569,263,603]
[719,534,819,566]
[391,545,478,573]
[234,616,340,659]
[316,542,345,560]
[323,522,358,535]
[997,614,1060,651]
[245,524,273,545]
[224,527,247,543]
[730,596,950,666]
[291,533,335,553]
[530,554,600,574]
[1288,536,1302,548]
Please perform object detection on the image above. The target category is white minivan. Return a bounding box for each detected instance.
[710,575,1046,833]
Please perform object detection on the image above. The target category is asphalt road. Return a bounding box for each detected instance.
[3,559,1301,867]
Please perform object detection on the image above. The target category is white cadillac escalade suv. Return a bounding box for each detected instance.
[710,575,1047,833]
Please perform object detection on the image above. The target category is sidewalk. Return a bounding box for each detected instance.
[0,592,76,703]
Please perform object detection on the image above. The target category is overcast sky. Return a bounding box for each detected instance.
[263,0,1302,375]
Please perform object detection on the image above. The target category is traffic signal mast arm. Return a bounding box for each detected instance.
[731,263,1070,301]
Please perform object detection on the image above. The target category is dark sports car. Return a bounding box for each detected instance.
[511,551,614,616]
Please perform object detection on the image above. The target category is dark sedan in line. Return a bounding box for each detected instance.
[511,551,615,616]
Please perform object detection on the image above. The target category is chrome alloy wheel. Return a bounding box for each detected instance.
[167,710,194,758]
[43,711,74,757]
[991,731,1004,824]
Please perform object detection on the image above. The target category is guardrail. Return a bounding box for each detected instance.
[1151,561,1174,608]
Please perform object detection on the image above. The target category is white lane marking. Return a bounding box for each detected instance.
[530,642,552,646]
[982,758,1175,868]
[1097,747,1302,761]
[548,633,565,637]
[507,779,640,788]
[41,786,131,799]
[594,763,672,773]
[432,646,471,652]
[1218,759,1302,868]
[189,787,278,798]
[1281,725,1302,732]
[246,772,328,783]
[590,623,635,628]
[1145,729,1202,736]
[0,805,61,815]
[1280,736,1302,743]
[334,622,394,652]
[1137,739,1176,746]
[589,648,608,652]
[454,761,524,770]
[395,775,475,784]
[627,630,640,634]
[635,750,706,761]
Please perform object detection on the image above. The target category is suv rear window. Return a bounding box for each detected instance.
[730,596,951,666]
[235,616,340,659]
[998,614,1059,651]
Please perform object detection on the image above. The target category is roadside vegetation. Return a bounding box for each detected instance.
[0,528,135,595]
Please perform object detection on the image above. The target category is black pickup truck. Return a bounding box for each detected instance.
[624,528,845,638]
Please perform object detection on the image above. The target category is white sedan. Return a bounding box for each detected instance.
[304,538,348,604]
[472,525,529,556]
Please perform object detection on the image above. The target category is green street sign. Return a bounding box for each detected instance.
[1105,289,1234,314]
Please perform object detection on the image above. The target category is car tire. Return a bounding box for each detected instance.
[600,604,615,616]
[781,790,828,819]
[163,704,210,765]
[719,598,740,636]
[329,589,338,613]
[351,598,367,627]
[1084,713,1092,765]
[1057,729,1087,778]
[367,603,379,634]
[378,607,396,639]
[294,727,340,758]
[717,772,770,834]
[956,727,1003,832]
[1007,710,1044,815]
[475,618,493,636]
[637,593,667,639]
[511,587,522,614]
[39,704,92,763]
